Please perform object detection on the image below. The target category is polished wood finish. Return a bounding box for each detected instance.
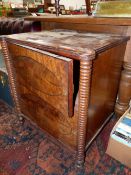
[24,16,131,62]
[10,45,73,118]
[24,16,131,26]
[24,16,131,116]
[115,62,131,117]
[7,43,76,149]
[1,30,129,166]
[7,43,75,147]
[77,59,93,167]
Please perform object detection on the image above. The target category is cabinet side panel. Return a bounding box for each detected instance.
[86,43,126,142]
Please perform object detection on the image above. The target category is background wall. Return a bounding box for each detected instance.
[2,0,86,10]
[3,0,23,3]
[52,0,86,10]
[2,0,23,6]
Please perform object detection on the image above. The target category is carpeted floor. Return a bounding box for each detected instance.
[0,100,130,175]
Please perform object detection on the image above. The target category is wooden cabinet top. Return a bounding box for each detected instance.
[3,30,129,60]
[25,15,131,26]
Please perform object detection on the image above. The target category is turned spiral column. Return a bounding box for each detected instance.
[115,61,131,117]
[77,55,94,167]
[55,0,60,16]
[1,38,21,115]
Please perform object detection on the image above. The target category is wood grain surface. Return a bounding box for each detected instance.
[2,31,128,154]
[24,16,131,116]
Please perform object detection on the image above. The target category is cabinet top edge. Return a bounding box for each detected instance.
[24,16,131,26]
[1,30,129,61]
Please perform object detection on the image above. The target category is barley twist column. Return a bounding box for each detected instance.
[1,38,22,120]
[55,0,60,16]
[77,54,94,168]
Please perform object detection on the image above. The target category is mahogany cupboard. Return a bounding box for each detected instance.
[1,30,129,167]
[25,16,131,117]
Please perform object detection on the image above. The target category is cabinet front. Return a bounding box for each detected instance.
[7,43,77,148]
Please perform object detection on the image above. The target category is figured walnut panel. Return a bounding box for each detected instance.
[7,43,77,149]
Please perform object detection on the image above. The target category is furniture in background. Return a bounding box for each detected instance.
[1,30,129,167]
[24,16,131,117]
[28,5,44,14]
[44,0,52,10]
[93,1,131,17]
[0,18,41,106]
[0,52,13,106]
[85,0,91,15]
[55,0,60,16]
[12,8,29,17]
[0,18,41,35]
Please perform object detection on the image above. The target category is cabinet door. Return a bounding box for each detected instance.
[8,43,73,122]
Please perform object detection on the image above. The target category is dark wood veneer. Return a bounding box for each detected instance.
[24,16,131,117]
[1,30,129,167]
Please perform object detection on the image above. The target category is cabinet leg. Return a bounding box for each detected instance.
[1,38,21,116]
[115,61,131,117]
[77,59,93,168]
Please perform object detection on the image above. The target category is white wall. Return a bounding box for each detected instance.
[3,0,23,5]
[3,0,23,3]
[52,0,86,10]
[3,0,86,9]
